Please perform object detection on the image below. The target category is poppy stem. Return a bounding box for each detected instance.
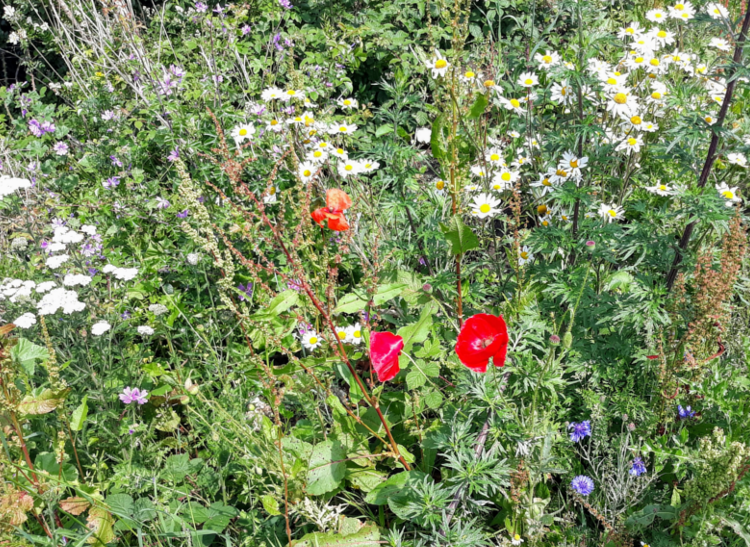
[456,254,464,328]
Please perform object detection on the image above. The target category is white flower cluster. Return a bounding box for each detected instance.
[37,287,86,315]
[63,274,92,287]
[102,264,139,280]
[0,175,31,198]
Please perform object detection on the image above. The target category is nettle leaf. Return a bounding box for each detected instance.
[106,493,134,519]
[440,215,479,255]
[19,388,70,416]
[87,506,115,546]
[10,338,49,375]
[306,439,346,495]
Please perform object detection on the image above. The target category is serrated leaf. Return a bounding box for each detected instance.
[10,338,49,375]
[307,440,346,495]
[106,494,134,518]
[424,390,443,409]
[406,369,427,390]
[60,496,90,516]
[70,396,88,431]
[440,215,479,255]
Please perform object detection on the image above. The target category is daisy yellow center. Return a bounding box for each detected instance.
[479,204,491,213]
[697,66,706,74]
[309,336,318,344]
[614,93,628,104]
[650,59,660,66]
[287,90,296,95]
[320,143,328,148]
[722,190,734,199]
[510,99,521,108]
[607,77,617,85]
[436,180,445,190]
[294,117,302,122]
[520,252,529,259]
[340,126,347,132]
[337,148,344,154]
[465,71,475,78]
[239,128,248,136]
[542,220,549,226]
[562,215,568,220]
[614,71,622,76]
[556,169,567,177]
[484,80,495,88]
[543,55,552,63]
[314,151,323,157]
[303,170,312,177]
[628,138,637,146]
[626,27,634,34]
[365,163,372,168]
[477,171,484,177]
[631,115,642,125]
[673,55,682,62]
[651,91,662,99]
[659,185,667,191]
[501,172,511,181]
[655,12,663,18]
[657,30,667,38]
[345,164,353,171]
[271,120,278,125]
[609,209,617,217]
[343,99,351,105]
[353,330,361,338]
[514,535,521,541]
[338,331,347,339]
[435,59,447,69]
[705,116,713,123]
[676,3,684,8]
[490,154,500,161]
[524,78,534,85]
[538,205,548,215]
[570,159,578,168]
[635,56,644,63]
[542,178,551,186]
[561,87,567,95]
[269,186,276,194]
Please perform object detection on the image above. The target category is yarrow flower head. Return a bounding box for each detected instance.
[568,420,592,442]
[630,456,647,476]
[91,320,112,336]
[119,387,149,405]
[570,475,595,496]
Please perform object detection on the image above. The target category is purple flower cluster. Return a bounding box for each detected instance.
[568,420,591,443]
[119,387,148,405]
[570,475,594,496]
[238,283,254,301]
[629,457,647,477]
[28,119,56,137]
[156,65,186,96]
[110,155,123,167]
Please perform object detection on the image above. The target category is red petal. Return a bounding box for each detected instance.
[327,212,350,231]
[311,207,328,227]
[326,189,352,212]
[370,331,404,382]
[455,313,509,373]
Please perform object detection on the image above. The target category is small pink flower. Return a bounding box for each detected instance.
[119,387,149,405]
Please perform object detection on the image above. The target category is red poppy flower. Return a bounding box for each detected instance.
[455,313,509,373]
[311,189,352,231]
[370,331,404,382]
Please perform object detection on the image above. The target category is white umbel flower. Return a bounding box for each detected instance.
[37,288,86,315]
[63,274,92,287]
[137,325,155,336]
[46,254,70,269]
[13,312,37,329]
[91,320,112,336]
[0,175,31,198]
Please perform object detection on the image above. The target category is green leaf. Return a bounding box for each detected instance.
[70,396,89,431]
[265,290,300,316]
[364,471,410,505]
[334,283,406,313]
[468,92,489,119]
[397,302,436,351]
[10,338,49,375]
[106,494,134,518]
[346,467,387,493]
[294,523,380,547]
[375,125,393,137]
[424,390,444,409]
[87,507,115,546]
[307,440,346,495]
[261,495,281,516]
[440,215,479,255]
[430,114,447,161]
[19,388,70,416]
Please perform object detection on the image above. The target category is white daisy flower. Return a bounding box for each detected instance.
[530,173,557,195]
[499,97,526,114]
[301,330,322,350]
[534,50,561,69]
[646,182,675,196]
[470,193,502,219]
[263,186,278,204]
[266,118,284,132]
[331,147,348,160]
[709,38,732,52]
[485,148,505,164]
[646,8,668,22]
[598,203,625,222]
[432,178,447,194]
[511,534,525,546]
[338,159,362,178]
[669,2,694,20]
[727,152,748,167]
[426,50,450,78]
[607,89,639,119]
[337,97,358,109]
[335,123,358,135]
[616,135,644,154]
[550,80,574,105]
[518,245,533,266]
[306,149,329,164]
[716,182,741,206]
[280,89,305,101]
[518,72,539,88]
[539,214,553,227]
[260,87,283,101]
[360,159,380,172]
[346,323,364,345]
[231,123,255,146]
[335,326,350,343]
[705,2,729,19]
[617,22,643,40]
[298,162,318,183]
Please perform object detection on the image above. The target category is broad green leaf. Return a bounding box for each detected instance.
[106,494,134,518]
[35,452,78,481]
[261,495,281,516]
[468,92,489,119]
[334,283,406,313]
[346,467,387,493]
[19,388,70,416]
[306,440,346,495]
[430,114,447,161]
[294,523,380,547]
[265,290,300,316]
[375,125,393,137]
[70,396,89,431]
[87,507,115,546]
[424,390,444,409]
[364,471,410,505]
[397,302,436,351]
[440,215,479,255]
[10,338,49,375]
[372,283,407,306]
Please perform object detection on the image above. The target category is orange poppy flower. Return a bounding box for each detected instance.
[311,189,352,231]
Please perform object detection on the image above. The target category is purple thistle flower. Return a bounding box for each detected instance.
[571,475,594,496]
[568,420,591,443]
[678,405,695,420]
[119,387,149,405]
[167,147,180,162]
[177,209,189,218]
[629,457,647,477]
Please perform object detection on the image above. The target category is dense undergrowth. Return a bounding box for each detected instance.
[1,0,750,545]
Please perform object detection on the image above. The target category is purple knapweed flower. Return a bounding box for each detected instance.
[678,405,696,420]
[167,147,180,162]
[571,475,594,496]
[629,457,647,477]
[119,387,149,405]
[568,420,591,443]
